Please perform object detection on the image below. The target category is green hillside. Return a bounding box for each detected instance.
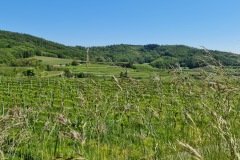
[1,30,240,68]
[88,44,240,68]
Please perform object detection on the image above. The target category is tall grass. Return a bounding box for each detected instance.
[0,56,240,159]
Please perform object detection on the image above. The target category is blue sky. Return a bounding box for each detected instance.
[1,0,240,53]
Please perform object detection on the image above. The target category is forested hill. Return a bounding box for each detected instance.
[0,30,84,62]
[1,30,240,68]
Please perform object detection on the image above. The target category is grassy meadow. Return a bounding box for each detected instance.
[0,57,240,159]
[31,56,74,66]
[67,63,163,79]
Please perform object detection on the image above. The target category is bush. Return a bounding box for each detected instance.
[23,69,36,76]
[71,60,79,66]
[76,72,95,78]
[64,69,73,77]
[115,62,136,69]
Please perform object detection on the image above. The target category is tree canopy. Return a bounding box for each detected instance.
[1,30,240,69]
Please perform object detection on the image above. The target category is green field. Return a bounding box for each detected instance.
[31,56,74,65]
[0,57,240,159]
[28,56,172,79]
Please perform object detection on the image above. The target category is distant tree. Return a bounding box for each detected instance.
[150,57,179,69]
[96,57,105,62]
[77,72,85,78]
[71,60,79,66]
[11,58,43,67]
[22,50,34,58]
[116,62,136,69]
[46,64,54,71]
[35,49,42,56]
[23,69,35,76]
[77,72,95,78]
[125,61,136,69]
[144,44,159,50]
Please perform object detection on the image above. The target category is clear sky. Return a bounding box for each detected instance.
[1,0,240,53]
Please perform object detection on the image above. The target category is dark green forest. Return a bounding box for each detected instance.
[1,30,240,68]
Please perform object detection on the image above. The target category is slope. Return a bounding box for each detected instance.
[0,30,240,68]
